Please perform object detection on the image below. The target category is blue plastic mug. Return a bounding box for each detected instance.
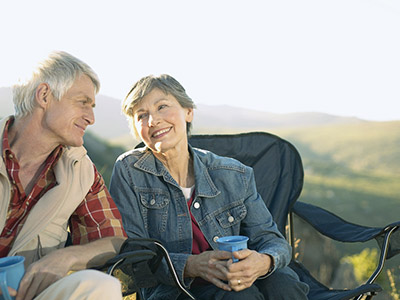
[0,256,25,300]
[216,235,249,262]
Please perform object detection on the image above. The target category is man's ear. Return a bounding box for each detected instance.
[36,83,51,108]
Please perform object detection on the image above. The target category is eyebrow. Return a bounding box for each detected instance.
[134,98,168,113]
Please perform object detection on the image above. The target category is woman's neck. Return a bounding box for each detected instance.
[155,149,195,188]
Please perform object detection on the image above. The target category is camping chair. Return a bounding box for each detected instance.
[107,131,399,299]
[188,132,399,300]
[96,237,195,300]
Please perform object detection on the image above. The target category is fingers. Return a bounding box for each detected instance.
[231,248,252,261]
[16,272,33,300]
[0,287,17,297]
[228,277,251,292]
[212,250,234,261]
[16,270,62,300]
[209,276,232,291]
[224,250,263,291]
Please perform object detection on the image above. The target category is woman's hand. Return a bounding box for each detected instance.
[222,249,272,292]
[184,250,233,291]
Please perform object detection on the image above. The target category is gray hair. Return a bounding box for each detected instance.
[122,74,196,138]
[12,51,100,118]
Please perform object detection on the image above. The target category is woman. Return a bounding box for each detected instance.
[109,74,309,300]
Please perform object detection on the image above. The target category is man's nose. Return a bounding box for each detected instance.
[85,107,95,125]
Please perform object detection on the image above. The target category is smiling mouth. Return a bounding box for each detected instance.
[152,127,171,138]
[75,124,86,133]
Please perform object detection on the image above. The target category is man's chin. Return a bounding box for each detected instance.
[66,138,84,148]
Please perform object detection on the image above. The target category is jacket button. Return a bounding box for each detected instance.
[150,199,156,205]
[213,236,219,242]
[194,202,200,209]
[228,216,234,223]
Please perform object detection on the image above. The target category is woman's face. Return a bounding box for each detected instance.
[132,88,193,154]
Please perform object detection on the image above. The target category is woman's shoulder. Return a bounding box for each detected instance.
[192,147,250,173]
[115,146,147,164]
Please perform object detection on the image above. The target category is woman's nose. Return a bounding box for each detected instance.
[148,113,160,126]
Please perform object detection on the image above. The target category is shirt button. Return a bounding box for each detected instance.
[213,236,219,243]
[26,201,29,206]
[150,199,156,205]
[228,216,235,223]
[194,202,200,209]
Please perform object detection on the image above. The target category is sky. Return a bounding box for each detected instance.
[1,0,399,121]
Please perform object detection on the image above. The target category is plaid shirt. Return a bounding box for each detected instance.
[0,119,126,257]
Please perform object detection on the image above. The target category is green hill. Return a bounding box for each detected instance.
[275,121,400,176]
[272,121,400,227]
[83,131,126,186]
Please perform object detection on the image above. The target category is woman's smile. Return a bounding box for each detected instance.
[152,127,172,138]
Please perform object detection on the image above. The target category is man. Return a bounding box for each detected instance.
[0,51,127,300]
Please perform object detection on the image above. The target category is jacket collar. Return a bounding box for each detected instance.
[134,145,220,198]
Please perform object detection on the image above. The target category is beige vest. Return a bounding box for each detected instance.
[0,116,94,266]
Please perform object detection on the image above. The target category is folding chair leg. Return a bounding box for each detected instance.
[287,212,295,260]
[354,225,399,300]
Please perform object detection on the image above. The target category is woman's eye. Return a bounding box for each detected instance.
[158,104,167,110]
[137,113,147,120]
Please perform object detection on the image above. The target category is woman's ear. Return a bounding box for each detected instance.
[185,107,194,123]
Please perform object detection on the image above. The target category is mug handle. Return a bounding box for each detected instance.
[0,271,12,300]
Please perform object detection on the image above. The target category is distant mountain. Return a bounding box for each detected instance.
[1,86,367,141]
[192,104,363,133]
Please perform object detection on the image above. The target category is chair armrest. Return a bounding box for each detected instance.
[292,201,400,291]
[292,201,382,243]
[293,201,400,258]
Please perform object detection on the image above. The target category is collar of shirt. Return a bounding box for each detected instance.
[2,116,64,204]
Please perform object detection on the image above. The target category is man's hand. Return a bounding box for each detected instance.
[221,249,272,292]
[184,250,233,291]
[16,236,125,300]
[0,287,17,297]
[16,250,77,300]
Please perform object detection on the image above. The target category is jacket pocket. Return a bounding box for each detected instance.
[139,190,170,233]
[215,203,247,230]
[38,222,69,257]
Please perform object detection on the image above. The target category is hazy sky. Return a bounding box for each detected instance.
[1,0,399,121]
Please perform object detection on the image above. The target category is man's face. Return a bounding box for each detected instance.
[43,74,96,147]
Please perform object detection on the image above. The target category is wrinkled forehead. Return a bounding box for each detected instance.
[129,88,170,116]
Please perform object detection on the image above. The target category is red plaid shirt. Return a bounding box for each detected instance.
[0,118,126,257]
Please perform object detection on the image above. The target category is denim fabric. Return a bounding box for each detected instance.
[110,145,293,300]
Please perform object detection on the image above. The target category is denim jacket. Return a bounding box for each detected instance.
[110,145,291,300]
